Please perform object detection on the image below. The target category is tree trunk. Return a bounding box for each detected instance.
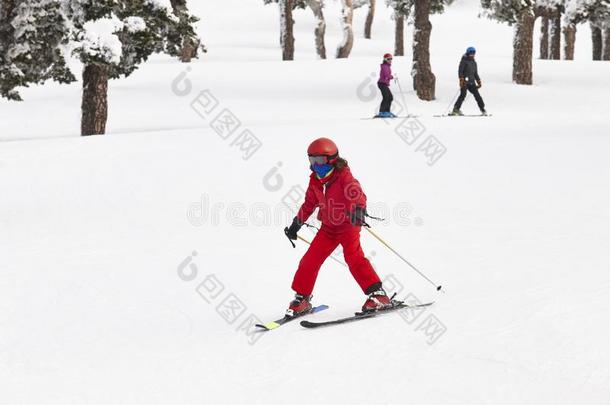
[81,64,109,136]
[336,0,354,58]
[280,0,295,60]
[180,39,199,62]
[512,8,535,85]
[563,23,576,60]
[412,0,435,100]
[591,23,602,60]
[539,16,549,59]
[307,0,326,59]
[394,12,404,56]
[364,0,375,39]
[603,26,610,61]
[549,8,561,60]
[170,0,199,62]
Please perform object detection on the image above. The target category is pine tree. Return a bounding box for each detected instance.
[0,0,199,135]
[336,0,354,58]
[386,0,410,56]
[481,0,553,84]
[264,0,298,60]
[540,14,550,59]
[305,0,327,59]
[364,0,376,39]
[564,0,610,60]
[169,0,203,62]
[0,0,74,101]
[563,0,586,59]
[537,1,564,60]
[354,0,376,39]
[549,4,563,59]
[72,0,198,135]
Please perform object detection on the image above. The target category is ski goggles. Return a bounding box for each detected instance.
[384,57,393,61]
[308,155,336,165]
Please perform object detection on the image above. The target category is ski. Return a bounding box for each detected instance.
[362,115,419,120]
[433,113,492,117]
[299,301,433,329]
[255,304,329,331]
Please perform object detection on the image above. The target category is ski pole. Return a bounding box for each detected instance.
[297,234,311,245]
[395,78,410,117]
[442,88,461,115]
[364,227,443,292]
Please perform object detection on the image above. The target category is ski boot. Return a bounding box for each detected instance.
[480,109,488,116]
[286,293,312,317]
[362,287,393,312]
[449,108,463,116]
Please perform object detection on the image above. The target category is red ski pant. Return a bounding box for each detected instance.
[291,226,381,296]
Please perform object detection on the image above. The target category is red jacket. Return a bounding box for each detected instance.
[297,166,367,232]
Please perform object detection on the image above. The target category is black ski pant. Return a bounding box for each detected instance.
[454,84,485,111]
[378,82,393,113]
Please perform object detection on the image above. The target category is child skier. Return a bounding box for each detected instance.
[451,46,487,116]
[377,53,396,118]
[283,137,392,316]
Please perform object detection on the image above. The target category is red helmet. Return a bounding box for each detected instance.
[307,137,338,158]
[383,53,393,60]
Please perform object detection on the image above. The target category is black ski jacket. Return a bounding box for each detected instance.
[458,54,480,84]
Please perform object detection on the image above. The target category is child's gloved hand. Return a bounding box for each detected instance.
[350,206,368,227]
[284,217,303,240]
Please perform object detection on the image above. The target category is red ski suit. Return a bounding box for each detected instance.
[291,166,381,296]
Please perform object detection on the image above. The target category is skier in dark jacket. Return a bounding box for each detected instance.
[451,47,487,116]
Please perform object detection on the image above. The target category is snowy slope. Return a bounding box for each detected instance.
[1,1,610,404]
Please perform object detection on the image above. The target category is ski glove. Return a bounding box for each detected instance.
[476,80,482,89]
[459,78,466,88]
[350,206,368,227]
[284,217,303,240]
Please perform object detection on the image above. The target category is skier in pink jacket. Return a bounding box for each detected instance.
[377,53,395,118]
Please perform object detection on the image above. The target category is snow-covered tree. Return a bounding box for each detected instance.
[386,0,410,56]
[537,0,563,59]
[264,0,300,60]
[550,5,562,59]
[72,0,199,135]
[540,13,550,59]
[563,0,587,59]
[411,0,438,100]
[336,0,354,58]
[0,0,74,101]
[354,0,376,39]
[304,0,327,59]
[565,0,610,60]
[544,7,563,57]
[383,0,451,100]
[0,0,199,135]
[169,0,203,62]
[481,0,547,84]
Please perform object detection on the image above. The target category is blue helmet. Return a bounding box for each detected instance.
[466,46,476,55]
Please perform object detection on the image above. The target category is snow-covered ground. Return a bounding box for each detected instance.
[1,1,610,404]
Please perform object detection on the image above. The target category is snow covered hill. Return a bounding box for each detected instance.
[1,1,610,404]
